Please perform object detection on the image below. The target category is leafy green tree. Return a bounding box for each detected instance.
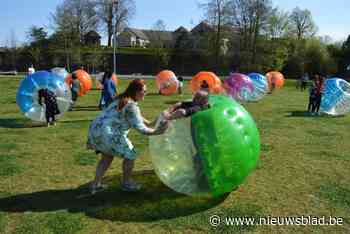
[267,8,290,38]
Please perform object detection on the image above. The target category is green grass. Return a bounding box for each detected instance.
[0,76,349,233]
[12,212,85,234]
[0,155,25,177]
[0,212,7,233]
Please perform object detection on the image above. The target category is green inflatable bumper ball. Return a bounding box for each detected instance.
[149,95,260,197]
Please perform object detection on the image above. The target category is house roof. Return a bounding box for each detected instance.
[190,21,214,34]
[126,28,149,40]
[142,30,173,42]
[85,30,101,39]
[174,26,188,34]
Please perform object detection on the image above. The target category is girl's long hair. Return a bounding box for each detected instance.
[117,79,145,111]
[102,70,112,84]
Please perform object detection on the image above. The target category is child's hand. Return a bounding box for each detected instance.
[162,111,171,120]
[154,119,169,134]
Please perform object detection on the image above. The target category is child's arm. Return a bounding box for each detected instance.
[143,117,153,126]
[167,102,182,113]
[165,108,186,120]
[38,91,43,106]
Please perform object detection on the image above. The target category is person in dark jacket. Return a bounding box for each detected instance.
[38,88,60,127]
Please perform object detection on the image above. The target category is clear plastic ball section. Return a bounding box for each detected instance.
[320,78,350,116]
[149,95,260,197]
[51,67,69,80]
[16,71,72,122]
[247,73,269,101]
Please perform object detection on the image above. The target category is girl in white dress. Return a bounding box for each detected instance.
[87,79,168,193]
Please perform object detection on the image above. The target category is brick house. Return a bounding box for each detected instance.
[84,30,101,46]
[116,21,236,53]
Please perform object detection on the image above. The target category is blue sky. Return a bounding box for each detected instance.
[0,0,349,46]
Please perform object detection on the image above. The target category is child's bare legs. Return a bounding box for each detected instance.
[92,154,114,191]
[122,158,135,184]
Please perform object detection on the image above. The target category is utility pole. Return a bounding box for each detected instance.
[113,0,118,74]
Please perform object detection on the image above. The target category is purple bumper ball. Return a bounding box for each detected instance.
[224,73,254,102]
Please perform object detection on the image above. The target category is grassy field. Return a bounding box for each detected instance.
[0,76,349,234]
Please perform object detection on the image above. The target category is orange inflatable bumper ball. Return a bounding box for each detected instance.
[156,70,178,95]
[190,71,223,94]
[65,69,92,96]
[266,71,284,91]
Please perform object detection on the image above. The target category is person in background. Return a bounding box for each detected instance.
[312,74,325,115]
[38,88,60,127]
[28,65,35,75]
[307,82,317,113]
[70,73,81,110]
[301,73,309,91]
[99,71,117,110]
[177,76,184,95]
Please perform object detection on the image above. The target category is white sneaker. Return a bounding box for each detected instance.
[121,181,142,192]
[90,183,108,195]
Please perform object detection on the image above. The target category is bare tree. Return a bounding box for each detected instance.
[228,0,272,66]
[27,26,48,44]
[96,0,135,47]
[200,0,231,71]
[152,19,166,47]
[9,30,17,49]
[289,7,317,40]
[151,19,170,70]
[51,0,98,43]
[51,0,98,70]
[9,29,18,70]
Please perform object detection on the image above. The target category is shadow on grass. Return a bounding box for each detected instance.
[286,111,347,118]
[164,100,179,105]
[71,107,100,112]
[285,111,313,118]
[59,119,92,124]
[0,170,227,222]
[0,118,44,129]
[145,92,162,96]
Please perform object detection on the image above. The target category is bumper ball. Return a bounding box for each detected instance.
[320,78,350,116]
[224,73,254,102]
[190,71,223,94]
[266,71,284,90]
[247,73,269,101]
[65,69,92,96]
[156,70,178,95]
[150,95,260,197]
[51,67,69,80]
[16,71,72,122]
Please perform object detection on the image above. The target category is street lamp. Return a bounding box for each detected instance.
[112,0,118,74]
